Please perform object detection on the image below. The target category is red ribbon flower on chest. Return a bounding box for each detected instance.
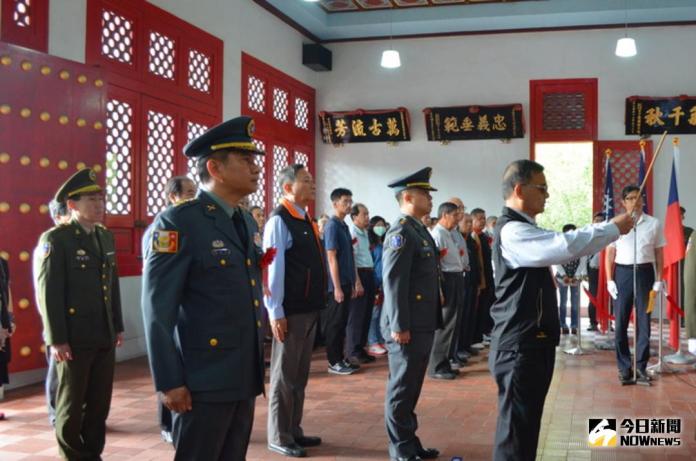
[260,247,278,270]
[351,237,358,246]
[439,248,448,259]
[459,249,465,257]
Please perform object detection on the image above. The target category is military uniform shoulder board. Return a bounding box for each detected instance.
[388,233,405,250]
[152,230,179,253]
[174,197,198,207]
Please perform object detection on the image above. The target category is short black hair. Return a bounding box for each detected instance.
[501,159,545,199]
[165,175,193,199]
[49,199,68,222]
[680,206,686,214]
[437,202,458,219]
[470,208,486,217]
[249,205,262,214]
[621,184,640,200]
[562,223,577,233]
[278,163,306,192]
[196,150,231,184]
[350,203,367,219]
[330,187,352,203]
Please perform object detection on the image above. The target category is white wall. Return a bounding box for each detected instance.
[314,26,696,226]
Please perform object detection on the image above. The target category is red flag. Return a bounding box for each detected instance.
[662,146,685,350]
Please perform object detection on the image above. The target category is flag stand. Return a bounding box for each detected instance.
[663,265,695,364]
[594,298,615,350]
[647,292,677,373]
[564,287,592,355]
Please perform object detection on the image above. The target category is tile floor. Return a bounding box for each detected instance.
[1,325,696,460]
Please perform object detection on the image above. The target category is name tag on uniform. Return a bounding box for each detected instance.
[152,230,179,253]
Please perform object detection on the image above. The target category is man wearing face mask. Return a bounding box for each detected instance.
[605,185,665,386]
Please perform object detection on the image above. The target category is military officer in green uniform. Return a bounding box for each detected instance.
[36,168,124,460]
[381,167,442,461]
[141,116,265,461]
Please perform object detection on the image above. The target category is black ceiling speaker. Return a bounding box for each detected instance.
[303,43,332,72]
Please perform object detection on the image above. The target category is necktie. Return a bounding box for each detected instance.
[232,209,248,247]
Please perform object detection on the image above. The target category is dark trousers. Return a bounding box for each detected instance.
[457,280,477,353]
[346,269,377,358]
[268,311,319,446]
[428,272,464,374]
[55,346,115,461]
[475,286,494,342]
[173,397,255,461]
[324,283,353,365]
[489,348,555,461]
[158,398,172,432]
[383,330,434,459]
[45,347,58,426]
[588,267,599,326]
[614,264,654,373]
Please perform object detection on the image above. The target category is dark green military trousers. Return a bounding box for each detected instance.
[55,346,115,461]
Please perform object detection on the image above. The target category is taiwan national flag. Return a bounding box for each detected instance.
[595,155,615,332]
[663,148,686,350]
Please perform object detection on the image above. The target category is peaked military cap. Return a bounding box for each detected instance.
[183,116,264,158]
[387,167,438,193]
[55,168,102,202]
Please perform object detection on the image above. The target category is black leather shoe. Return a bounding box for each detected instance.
[561,327,569,335]
[429,371,457,380]
[268,443,307,457]
[456,351,471,361]
[571,328,577,335]
[587,324,598,331]
[417,447,440,459]
[636,369,652,386]
[391,456,422,461]
[619,369,634,386]
[295,435,322,447]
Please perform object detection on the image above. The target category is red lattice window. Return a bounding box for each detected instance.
[295,97,309,130]
[593,141,653,215]
[1,0,48,51]
[273,88,289,122]
[186,120,209,182]
[294,151,309,169]
[242,53,315,215]
[530,79,597,153]
[188,49,211,94]
[100,9,134,65]
[105,99,134,215]
[271,145,289,208]
[146,110,175,216]
[248,140,267,209]
[248,75,265,113]
[13,0,32,27]
[148,30,176,80]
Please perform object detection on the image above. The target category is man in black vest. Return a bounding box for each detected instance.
[264,164,327,457]
[489,159,633,461]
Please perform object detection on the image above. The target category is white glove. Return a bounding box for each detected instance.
[607,281,618,300]
[652,280,664,292]
[688,338,696,356]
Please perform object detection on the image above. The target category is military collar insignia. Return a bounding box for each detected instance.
[206,204,217,212]
[388,234,405,250]
[212,240,224,248]
[422,240,428,246]
[77,249,86,256]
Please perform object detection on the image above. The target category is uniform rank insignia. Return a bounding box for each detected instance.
[388,234,404,250]
[42,242,52,258]
[152,230,179,253]
[212,240,224,248]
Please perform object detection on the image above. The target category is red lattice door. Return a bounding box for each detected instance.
[1,0,49,52]
[242,53,315,215]
[0,42,106,372]
[593,140,653,215]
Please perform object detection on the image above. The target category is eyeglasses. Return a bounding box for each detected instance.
[522,184,548,193]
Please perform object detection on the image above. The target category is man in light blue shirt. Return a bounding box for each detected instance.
[263,164,326,458]
[347,203,377,364]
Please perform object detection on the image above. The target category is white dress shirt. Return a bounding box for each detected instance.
[610,213,666,265]
[500,209,621,269]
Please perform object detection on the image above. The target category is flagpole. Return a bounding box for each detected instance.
[662,137,695,365]
[595,149,616,350]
